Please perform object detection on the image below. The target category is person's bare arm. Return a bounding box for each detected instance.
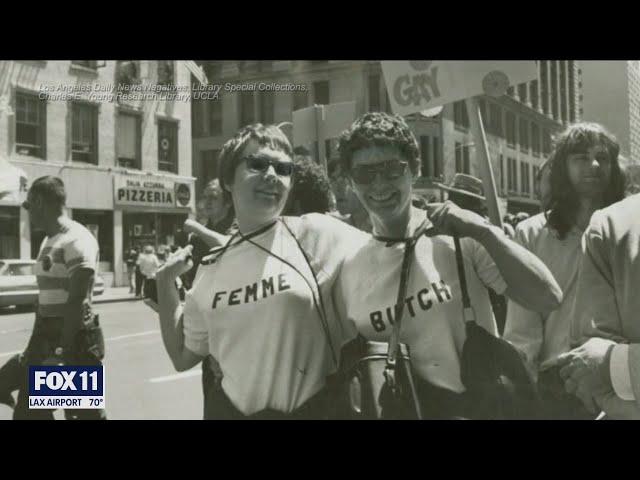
[183,219,230,248]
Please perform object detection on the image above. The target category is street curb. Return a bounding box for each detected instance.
[93,296,142,305]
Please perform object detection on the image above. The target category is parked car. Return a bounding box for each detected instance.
[0,259,105,308]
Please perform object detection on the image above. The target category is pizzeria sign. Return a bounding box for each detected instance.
[114,176,192,209]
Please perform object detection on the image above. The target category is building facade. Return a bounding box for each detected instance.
[191,60,580,215]
[0,60,194,287]
[580,60,640,162]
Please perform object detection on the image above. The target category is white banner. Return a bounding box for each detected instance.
[381,61,538,116]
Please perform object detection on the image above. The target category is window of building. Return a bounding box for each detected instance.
[259,90,275,124]
[507,157,518,193]
[15,91,46,159]
[530,79,539,111]
[518,83,528,104]
[533,165,541,198]
[157,61,175,86]
[531,123,541,157]
[521,161,530,195]
[116,61,141,86]
[71,61,98,69]
[519,118,530,152]
[499,154,505,193]
[239,90,255,127]
[293,88,308,111]
[433,140,442,178]
[489,103,502,136]
[543,129,552,155]
[560,61,568,123]
[506,111,516,147]
[191,95,206,137]
[551,61,559,120]
[313,80,330,105]
[209,97,223,135]
[158,120,178,173]
[455,142,470,174]
[568,61,577,123]
[541,61,549,115]
[117,111,141,169]
[71,102,98,164]
[453,101,469,130]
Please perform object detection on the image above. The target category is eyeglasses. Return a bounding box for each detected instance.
[243,154,294,177]
[349,160,409,185]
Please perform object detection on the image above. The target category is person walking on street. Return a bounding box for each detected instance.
[13,176,105,420]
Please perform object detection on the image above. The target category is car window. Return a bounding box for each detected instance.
[7,264,34,276]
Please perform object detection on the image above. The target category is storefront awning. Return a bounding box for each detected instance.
[0,158,28,205]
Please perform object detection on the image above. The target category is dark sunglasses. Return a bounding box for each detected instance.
[243,154,294,177]
[349,160,409,185]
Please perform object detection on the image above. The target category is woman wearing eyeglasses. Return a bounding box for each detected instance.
[155,124,369,419]
[333,112,562,419]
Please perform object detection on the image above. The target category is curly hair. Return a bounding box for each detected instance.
[337,112,420,175]
[284,158,334,215]
[546,122,626,239]
[218,123,293,193]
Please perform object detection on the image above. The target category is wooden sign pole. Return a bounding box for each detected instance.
[465,96,504,229]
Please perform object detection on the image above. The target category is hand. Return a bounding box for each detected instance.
[183,219,201,235]
[425,201,491,239]
[556,338,617,413]
[156,245,194,281]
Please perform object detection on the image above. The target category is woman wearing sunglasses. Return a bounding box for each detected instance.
[333,112,562,419]
[155,124,369,419]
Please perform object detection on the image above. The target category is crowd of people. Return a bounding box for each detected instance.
[2,111,640,420]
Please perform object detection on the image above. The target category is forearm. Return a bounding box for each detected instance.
[184,219,229,248]
[473,225,562,314]
[157,274,196,371]
[62,298,85,356]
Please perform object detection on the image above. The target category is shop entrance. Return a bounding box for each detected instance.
[122,212,188,254]
[72,210,114,267]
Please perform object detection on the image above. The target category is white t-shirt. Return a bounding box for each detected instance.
[35,219,99,318]
[183,213,369,415]
[503,213,583,373]
[335,209,506,393]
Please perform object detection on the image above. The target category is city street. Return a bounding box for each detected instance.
[0,300,202,420]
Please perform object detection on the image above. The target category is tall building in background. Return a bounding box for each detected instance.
[580,60,640,162]
[0,60,194,287]
[191,61,580,214]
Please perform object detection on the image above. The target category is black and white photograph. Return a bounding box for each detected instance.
[0,60,639,421]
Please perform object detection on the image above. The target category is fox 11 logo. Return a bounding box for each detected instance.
[28,366,105,409]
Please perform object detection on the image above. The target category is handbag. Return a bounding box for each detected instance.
[330,224,427,420]
[453,235,540,419]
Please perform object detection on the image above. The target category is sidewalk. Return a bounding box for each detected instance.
[93,287,141,305]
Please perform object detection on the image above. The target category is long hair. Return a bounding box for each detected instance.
[546,123,626,239]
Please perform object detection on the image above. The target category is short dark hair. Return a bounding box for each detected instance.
[337,112,420,175]
[285,158,334,215]
[546,122,626,239]
[29,176,66,208]
[218,124,293,193]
